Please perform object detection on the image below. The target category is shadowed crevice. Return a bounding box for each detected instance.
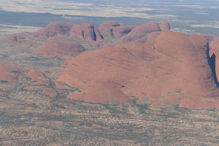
[206,42,219,86]
[210,54,218,85]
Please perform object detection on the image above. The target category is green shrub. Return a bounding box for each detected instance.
[130,99,137,107]
[137,104,149,114]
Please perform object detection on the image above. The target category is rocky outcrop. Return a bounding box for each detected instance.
[159,21,170,32]
[98,21,134,39]
[4,33,28,43]
[41,88,57,97]
[26,70,49,86]
[117,22,161,43]
[58,31,219,108]
[2,20,219,109]
[207,36,219,84]
[3,21,171,48]
[34,22,73,38]
[70,23,103,42]
[36,37,85,58]
[0,62,18,82]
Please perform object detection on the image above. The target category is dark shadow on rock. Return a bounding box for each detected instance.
[209,53,219,86]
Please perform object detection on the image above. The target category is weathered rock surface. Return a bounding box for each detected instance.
[0,62,18,82]
[70,23,103,42]
[34,22,73,38]
[159,21,170,32]
[2,21,219,108]
[118,22,161,43]
[26,70,49,86]
[58,31,219,108]
[36,37,85,58]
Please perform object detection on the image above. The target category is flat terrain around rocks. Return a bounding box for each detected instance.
[0,98,218,145]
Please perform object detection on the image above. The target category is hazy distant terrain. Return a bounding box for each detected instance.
[0,0,219,35]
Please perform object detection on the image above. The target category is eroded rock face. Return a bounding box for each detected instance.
[118,22,161,43]
[208,36,219,84]
[0,62,18,82]
[58,31,219,108]
[2,20,219,108]
[26,70,49,86]
[58,44,143,104]
[152,32,219,108]
[189,34,208,49]
[4,33,28,43]
[98,21,134,39]
[34,22,73,38]
[41,88,57,97]
[36,37,85,58]
[70,23,103,42]
[3,21,171,49]
[159,21,170,32]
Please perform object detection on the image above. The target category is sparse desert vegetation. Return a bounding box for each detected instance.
[0,97,219,145]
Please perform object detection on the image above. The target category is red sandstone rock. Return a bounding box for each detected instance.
[26,70,49,86]
[58,31,219,108]
[23,86,35,91]
[98,21,134,39]
[207,36,219,84]
[130,22,161,34]
[0,62,18,82]
[36,37,85,58]
[131,31,161,44]
[2,21,219,109]
[90,124,104,129]
[98,21,122,37]
[152,32,219,108]
[57,42,160,104]
[99,21,122,31]
[34,22,73,38]
[189,34,208,49]
[159,21,170,32]
[4,33,28,43]
[70,23,103,42]
[113,26,134,38]
[55,81,72,90]
[41,88,57,97]
[118,22,161,43]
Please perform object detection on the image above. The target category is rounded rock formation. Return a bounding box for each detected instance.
[36,37,85,58]
[58,31,219,108]
[159,21,170,32]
